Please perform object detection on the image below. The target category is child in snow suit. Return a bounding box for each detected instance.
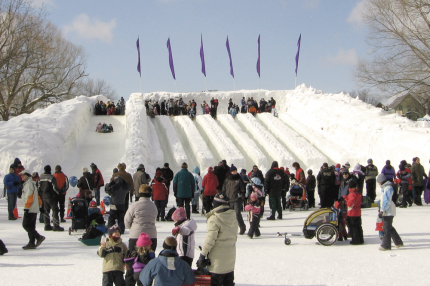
[171,207,197,267]
[98,226,128,286]
[306,170,316,208]
[124,232,155,286]
[344,180,364,245]
[245,193,262,238]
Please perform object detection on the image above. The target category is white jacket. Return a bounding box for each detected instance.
[124,197,158,239]
[380,181,396,217]
[176,218,198,258]
[22,178,40,213]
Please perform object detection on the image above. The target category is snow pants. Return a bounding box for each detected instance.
[347,216,364,245]
[319,185,332,208]
[203,196,214,213]
[381,216,403,250]
[58,194,66,220]
[247,215,261,238]
[154,200,167,219]
[366,179,376,202]
[108,204,125,234]
[23,212,41,245]
[210,271,234,286]
[414,186,424,205]
[176,198,191,220]
[229,198,245,229]
[103,271,126,286]
[43,197,60,227]
[269,197,282,218]
[308,188,315,208]
[400,183,412,207]
[7,193,17,219]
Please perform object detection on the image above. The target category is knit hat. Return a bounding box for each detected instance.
[113,168,118,174]
[400,160,407,166]
[280,167,284,171]
[213,191,229,206]
[82,167,89,173]
[230,164,237,172]
[348,180,357,189]
[336,164,341,168]
[136,232,152,247]
[181,162,188,169]
[19,170,31,177]
[9,164,15,170]
[32,172,39,178]
[344,162,350,168]
[156,170,163,177]
[162,236,177,250]
[89,201,97,208]
[172,207,187,221]
[55,165,62,171]
[240,169,246,174]
[137,164,145,171]
[271,161,279,168]
[367,158,373,164]
[250,193,258,200]
[376,173,387,184]
[386,160,390,165]
[118,163,126,171]
[44,165,51,173]
[322,162,328,168]
[164,163,169,167]
[108,225,120,236]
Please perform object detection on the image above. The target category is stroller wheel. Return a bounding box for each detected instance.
[284,238,291,245]
[316,223,338,246]
[289,205,293,212]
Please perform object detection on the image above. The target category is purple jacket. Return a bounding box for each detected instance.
[381,165,396,181]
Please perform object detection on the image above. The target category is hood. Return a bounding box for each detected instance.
[251,177,262,186]
[207,167,213,173]
[113,175,125,185]
[210,206,237,228]
[353,163,364,175]
[385,164,393,170]
[181,218,198,232]
[193,166,200,175]
[228,173,241,180]
[14,158,21,165]
[158,250,181,270]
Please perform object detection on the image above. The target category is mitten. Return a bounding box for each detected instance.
[378,211,383,218]
[172,226,180,236]
[196,253,207,268]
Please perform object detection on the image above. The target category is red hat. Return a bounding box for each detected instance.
[89,201,97,208]
[172,207,187,221]
[336,164,341,168]
[136,232,152,247]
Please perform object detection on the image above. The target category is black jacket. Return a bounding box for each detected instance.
[214,164,230,189]
[39,173,59,200]
[162,167,174,182]
[77,172,94,191]
[306,175,316,191]
[222,174,245,203]
[317,167,335,186]
[264,168,289,198]
[105,176,129,205]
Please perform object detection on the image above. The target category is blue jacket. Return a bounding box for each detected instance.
[139,249,195,286]
[229,108,237,117]
[4,173,20,194]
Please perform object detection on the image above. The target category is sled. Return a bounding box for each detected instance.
[79,236,102,246]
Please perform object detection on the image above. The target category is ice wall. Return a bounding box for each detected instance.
[147,119,164,171]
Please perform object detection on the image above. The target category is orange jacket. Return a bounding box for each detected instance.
[53,171,69,195]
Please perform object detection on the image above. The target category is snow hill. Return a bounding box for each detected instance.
[1,85,430,286]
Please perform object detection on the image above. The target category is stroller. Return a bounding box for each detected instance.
[286,183,309,211]
[302,207,341,246]
[68,197,89,235]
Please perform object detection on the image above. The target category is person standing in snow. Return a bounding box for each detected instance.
[20,170,45,249]
[339,169,357,199]
[105,174,130,234]
[13,158,25,198]
[214,160,230,189]
[191,166,203,214]
[223,165,246,234]
[410,157,427,206]
[197,192,238,285]
[229,105,237,118]
[95,100,102,115]
[292,162,306,185]
[162,163,174,193]
[244,193,262,239]
[210,105,217,119]
[381,160,396,183]
[317,163,335,208]
[306,169,316,208]
[202,167,219,213]
[77,167,94,204]
[397,161,412,208]
[344,180,364,245]
[377,173,403,251]
[241,97,246,112]
[365,158,379,202]
[4,165,20,220]
[133,164,151,202]
[90,163,105,206]
[160,100,166,116]
[113,163,135,210]
[171,207,198,266]
[173,162,195,220]
[150,169,169,221]
[53,165,69,222]
[39,165,63,231]
[265,161,289,220]
[352,163,365,195]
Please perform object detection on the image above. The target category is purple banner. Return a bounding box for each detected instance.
[295,34,301,76]
[136,37,141,77]
[200,34,206,77]
[256,35,260,77]
[166,38,176,80]
[226,36,234,78]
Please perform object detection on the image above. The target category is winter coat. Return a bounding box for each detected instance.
[173,168,195,199]
[175,219,198,258]
[202,169,219,196]
[22,177,42,213]
[295,168,306,185]
[222,173,246,203]
[77,172,94,191]
[214,164,230,188]
[93,169,105,189]
[124,197,158,239]
[139,249,195,286]
[380,181,396,217]
[13,158,25,182]
[150,177,169,201]
[248,169,265,184]
[97,237,128,273]
[105,176,129,205]
[411,163,427,187]
[345,188,362,217]
[162,167,174,182]
[113,170,134,195]
[201,205,238,274]
[229,108,237,117]
[338,174,357,199]
[133,169,151,195]
[365,164,379,181]
[96,123,102,132]
[3,172,20,194]
[245,177,265,198]
[317,167,335,186]
[245,201,261,215]
[53,171,69,195]
[264,168,289,198]
[306,175,316,191]
[39,173,59,199]
[397,169,411,185]
[381,165,396,181]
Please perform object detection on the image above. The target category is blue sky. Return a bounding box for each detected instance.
[34,0,368,99]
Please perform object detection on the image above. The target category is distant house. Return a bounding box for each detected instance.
[386,93,427,121]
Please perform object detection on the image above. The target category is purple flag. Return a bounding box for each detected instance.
[295,34,301,76]
[226,36,234,78]
[136,37,141,77]
[200,34,206,77]
[166,38,176,80]
[256,35,260,77]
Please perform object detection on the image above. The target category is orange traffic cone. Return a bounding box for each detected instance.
[13,203,21,219]
[100,201,105,215]
[66,197,72,219]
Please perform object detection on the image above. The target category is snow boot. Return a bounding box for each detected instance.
[36,236,45,247]
[44,225,53,231]
[22,244,36,250]
[192,205,199,214]
[53,226,64,232]
[239,226,246,235]
[267,216,275,220]
[60,218,66,223]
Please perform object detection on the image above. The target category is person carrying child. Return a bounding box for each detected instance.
[98,225,128,286]
[171,207,197,267]
[124,232,155,286]
[244,193,262,239]
[343,180,364,245]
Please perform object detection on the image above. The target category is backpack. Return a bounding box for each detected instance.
[165,206,176,221]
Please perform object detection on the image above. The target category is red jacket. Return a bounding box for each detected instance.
[344,188,362,217]
[15,166,25,182]
[202,168,219,196]
[151,178,169,201]
[94,169,105,189]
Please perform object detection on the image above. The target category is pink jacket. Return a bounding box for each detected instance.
[245,204,261,214]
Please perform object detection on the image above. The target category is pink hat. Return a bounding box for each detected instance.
[172,207,187,221]
[250,193,258,199]
[136,232,152,247]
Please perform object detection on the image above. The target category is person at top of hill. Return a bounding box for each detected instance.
[53,165,69,222]
[210,105,217,119]
[229,105,237,118]
[260,98,267,112]
[248,105,257,116]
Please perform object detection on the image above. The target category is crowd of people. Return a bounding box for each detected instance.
[95,97,126,116]
[2,155,429,285]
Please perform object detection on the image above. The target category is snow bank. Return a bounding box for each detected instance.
[257,113,327,171]
[151,116,187,171]
[171,116,214,174]
[147,119,164,171]
[124,93,154,176]
[236,113,294,168]
[217,114,267,172]
[0,95,106,195]
[196,114,246,170]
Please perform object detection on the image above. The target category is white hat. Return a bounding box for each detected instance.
[82,167,89,173]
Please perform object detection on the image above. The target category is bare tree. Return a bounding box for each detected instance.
[354,0,430,114]
[73,78,118,102]
[349,89,380,105]
[0,0,87,120]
